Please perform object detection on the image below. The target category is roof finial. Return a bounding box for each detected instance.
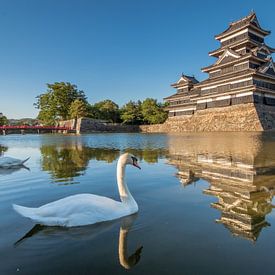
[251,9,255,14]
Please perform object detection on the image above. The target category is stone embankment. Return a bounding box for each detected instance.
[141,103,275,132]
[141,103,261,132]
[58,118,139,134]
[59,103,275,133]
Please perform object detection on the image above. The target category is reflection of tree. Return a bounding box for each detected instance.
[40,145,90,182]
[124,148,168,163]
[40,143,168,183]
[40,145,120,182]
[0,145,8,156]
[87,148,120,163]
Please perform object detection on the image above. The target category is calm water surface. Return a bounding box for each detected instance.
[1,132,275,274]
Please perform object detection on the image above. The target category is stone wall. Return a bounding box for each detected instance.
[256,104,275,130]
[140,103,275,132]
[58,103,275,133]
[59,118,139,134]
[78,118,139,133]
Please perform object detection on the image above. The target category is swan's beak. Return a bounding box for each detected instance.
[133,162,141,170]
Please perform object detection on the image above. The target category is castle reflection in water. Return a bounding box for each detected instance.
[167,132,275,242]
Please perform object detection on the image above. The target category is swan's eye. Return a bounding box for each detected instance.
[131,156,141,169]
[131,156,138,164]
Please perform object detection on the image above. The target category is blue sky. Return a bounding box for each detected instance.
[1,0,275,118]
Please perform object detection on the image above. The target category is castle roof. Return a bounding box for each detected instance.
[171,74,199,88]
[215,12,270,40]
[196,69,255,87]
[257,58,275,75]
[209,38,259,57]
[252,44,275,54]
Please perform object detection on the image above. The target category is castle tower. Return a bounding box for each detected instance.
[164,12,275,131]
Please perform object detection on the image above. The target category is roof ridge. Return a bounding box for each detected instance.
[182,73,196,78]
[230,12,255,26]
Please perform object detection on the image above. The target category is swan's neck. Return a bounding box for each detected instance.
[117,159,137,210]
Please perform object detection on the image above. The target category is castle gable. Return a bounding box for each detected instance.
[215,49,241,65]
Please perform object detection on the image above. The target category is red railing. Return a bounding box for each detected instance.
[0,125,72,130]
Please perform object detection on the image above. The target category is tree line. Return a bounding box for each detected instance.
[34,82,168,125]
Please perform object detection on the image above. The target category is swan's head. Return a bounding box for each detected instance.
[121,153,141,169]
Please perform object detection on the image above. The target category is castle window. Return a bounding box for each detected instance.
[248,32,264,43]
[253,80,275,90]
[249,63,259,69]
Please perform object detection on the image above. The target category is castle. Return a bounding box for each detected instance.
[163,12,275,131]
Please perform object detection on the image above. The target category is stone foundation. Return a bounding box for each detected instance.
[140,103,275,132]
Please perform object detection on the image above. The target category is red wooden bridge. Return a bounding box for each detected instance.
[0,125,74,134]
[0,125,72,130]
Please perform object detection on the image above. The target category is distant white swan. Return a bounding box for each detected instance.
[13,153,141,227]
[0,156,30,168]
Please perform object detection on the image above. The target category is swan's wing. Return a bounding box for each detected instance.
[14,194,127,227]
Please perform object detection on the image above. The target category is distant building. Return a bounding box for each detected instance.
[0,113,3,118]
[165,12,275,121]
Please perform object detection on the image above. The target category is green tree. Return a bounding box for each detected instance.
[35,82,88,125]
[141,98,168,124]
[36,92,56,125]
[120,100,143,124]
[91,100,120,123]
[86,104,98,119]
[0,115,8,126]
[69,99,89,119]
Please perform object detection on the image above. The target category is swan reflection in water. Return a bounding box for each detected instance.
[168,132,275,242]
[118,215,143,269]
[14,214,143,270]
[0,165,30,176]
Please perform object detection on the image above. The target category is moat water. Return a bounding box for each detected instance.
[1,132,275,275]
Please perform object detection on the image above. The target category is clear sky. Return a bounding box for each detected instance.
[1,0,275,118]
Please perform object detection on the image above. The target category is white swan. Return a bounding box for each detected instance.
[13,153,141,227]
[0,156,30,168]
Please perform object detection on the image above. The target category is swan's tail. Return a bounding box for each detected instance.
[13,204,38,219]
[13,204,69,226]
[21,157,30,165]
